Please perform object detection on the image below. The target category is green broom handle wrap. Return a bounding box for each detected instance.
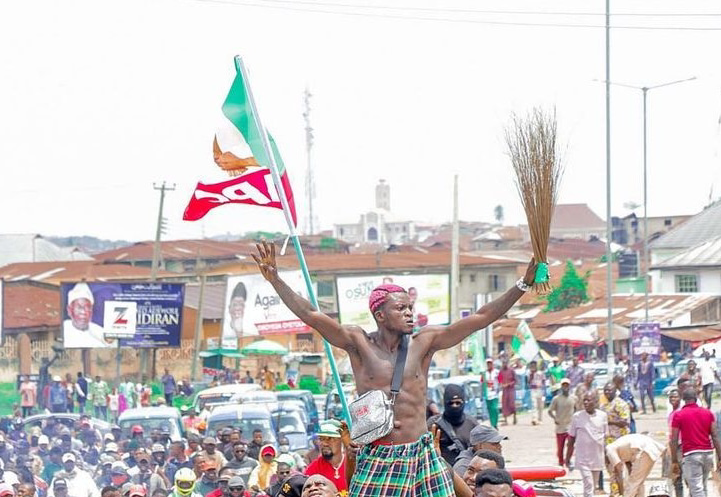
[534,262,550,284]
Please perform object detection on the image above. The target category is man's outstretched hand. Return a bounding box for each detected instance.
[251,241,279,282]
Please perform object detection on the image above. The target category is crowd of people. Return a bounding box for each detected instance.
[5,352,721,497]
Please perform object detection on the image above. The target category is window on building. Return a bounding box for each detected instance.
[317,280,334,298]
[339,227,344,236]
[488,274,501,291]
[675,274,698,293]
[367,227,378,241]
[470,274,476,283]
[664,218,672,227]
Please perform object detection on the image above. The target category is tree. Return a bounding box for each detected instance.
[494,204,504,224]
[544,260,590,312]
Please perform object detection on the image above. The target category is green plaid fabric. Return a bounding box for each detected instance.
[348,432,455,497]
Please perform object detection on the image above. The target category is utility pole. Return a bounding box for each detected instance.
[191,273,206,382]
[144,181,175,377]
[604,0,614,368]
[450,175,460,374]
[303,88,316,235]
[151,182,175,280]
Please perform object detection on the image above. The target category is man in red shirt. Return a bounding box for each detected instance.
[304,421,347,496]
[670,387,721,497]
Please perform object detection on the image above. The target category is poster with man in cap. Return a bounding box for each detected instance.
[62,282,115,348]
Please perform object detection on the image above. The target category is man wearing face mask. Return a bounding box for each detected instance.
[427,384,479,465]
[224,442,257,488]
[49,453,100,497]
[278,436,306,472]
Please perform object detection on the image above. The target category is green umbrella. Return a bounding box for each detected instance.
[240,339,288,356]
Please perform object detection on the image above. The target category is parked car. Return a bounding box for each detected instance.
[230,389,278,407]
[206,404,278,447]
[276,389,320,432]
[428,368,451,380]
[193,383,261,414]
[21,413,112,438]
[324,384,356,421]
[270,407,310,452]
[118,406,184,441]
[428,376,487,420]
[653,362,676,396]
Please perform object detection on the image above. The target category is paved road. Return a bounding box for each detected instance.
[496,406,721,496]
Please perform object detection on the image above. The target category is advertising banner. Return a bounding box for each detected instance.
[336,274,450,329]
[631,321,662,362]
[61,282,185,348]
[222,271,310,348]
[0,279,3,344]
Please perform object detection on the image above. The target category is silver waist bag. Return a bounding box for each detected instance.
[349,389,394,445]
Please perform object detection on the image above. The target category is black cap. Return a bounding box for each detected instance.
[275,475,308,497]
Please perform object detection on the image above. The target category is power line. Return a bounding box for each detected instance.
[189,0,721,31]
[206,0,721,18]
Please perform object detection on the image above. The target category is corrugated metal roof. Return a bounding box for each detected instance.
[0,234,93,267]
[650,201,721,250]
[532,293,719,328]
[652,235,721,269]
[3,283,61,330]
[0,261,175,284]
[551,204,605,230]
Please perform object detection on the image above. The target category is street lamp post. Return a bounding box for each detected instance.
[604,77,696,323]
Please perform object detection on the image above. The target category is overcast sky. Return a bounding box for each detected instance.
[1,0,720,242]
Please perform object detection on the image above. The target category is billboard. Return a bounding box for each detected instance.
[0,279,3,343]
[631,321,661,362]
[336,274,450,329]
[61,282,185,348]
[222,271,310,347]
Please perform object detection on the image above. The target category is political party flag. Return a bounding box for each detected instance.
[511,320,540,363]
[183,60,297,224]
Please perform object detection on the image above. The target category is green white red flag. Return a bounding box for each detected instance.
[183,60,297,224]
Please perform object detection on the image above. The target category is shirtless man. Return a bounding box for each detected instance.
[253,242,536,496]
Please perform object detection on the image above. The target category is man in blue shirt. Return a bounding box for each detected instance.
[49,376,68,413]
[161,368,177,405]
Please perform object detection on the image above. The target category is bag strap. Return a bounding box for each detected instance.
[390,335,409,398]
[435,416,466,453]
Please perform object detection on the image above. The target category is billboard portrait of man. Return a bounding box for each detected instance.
[63,282,115,348]
[228,281,247,338]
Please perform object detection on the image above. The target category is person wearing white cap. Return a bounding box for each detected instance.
[481,358,500,429]
[647,483,671,497]
[49,452,100,497]
[548,378,576,467]
[63,282,115,349]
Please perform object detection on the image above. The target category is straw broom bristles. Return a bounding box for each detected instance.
[505,108,564,295]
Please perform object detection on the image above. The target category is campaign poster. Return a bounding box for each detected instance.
[631,322,662,362]
[222,271,310,348]
[336,274,450,329]
[61,282,185,348]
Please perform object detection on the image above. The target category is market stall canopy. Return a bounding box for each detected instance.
[199,348,244,358]
[546,325,596,346]
[240,339,289,355]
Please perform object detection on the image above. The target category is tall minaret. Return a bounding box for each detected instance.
[375,179,390,211]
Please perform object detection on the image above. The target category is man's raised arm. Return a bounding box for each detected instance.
[252,241,354,349]
[425,259,537,352]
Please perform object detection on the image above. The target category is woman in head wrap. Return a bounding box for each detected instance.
[247,444,277,492]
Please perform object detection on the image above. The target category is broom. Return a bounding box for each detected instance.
[505,108,564,295]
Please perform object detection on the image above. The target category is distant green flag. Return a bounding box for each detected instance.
[511,320,540,363]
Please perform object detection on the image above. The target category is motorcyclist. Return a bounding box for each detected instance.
[168,468,203,497]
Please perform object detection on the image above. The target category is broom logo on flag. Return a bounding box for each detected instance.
[183,58,297,224]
